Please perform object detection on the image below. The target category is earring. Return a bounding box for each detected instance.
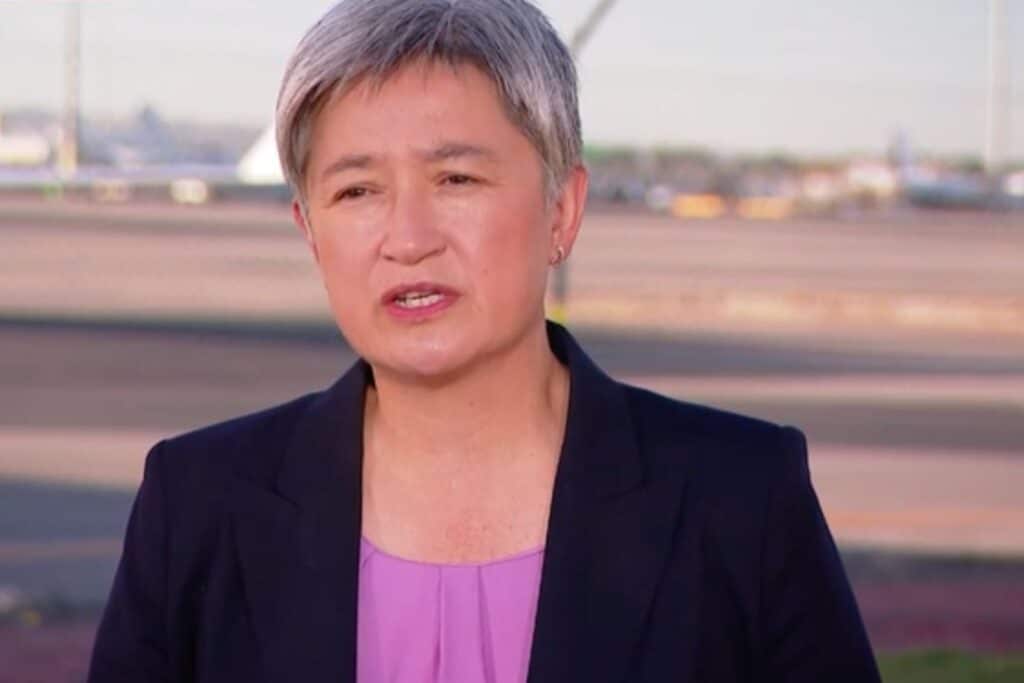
[550,245,566,266]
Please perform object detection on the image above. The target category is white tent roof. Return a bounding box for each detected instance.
[237,125,284,185]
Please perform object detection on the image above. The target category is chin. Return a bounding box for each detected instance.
[345,310,542,384]
[380,350,478,386]
[369,331,482,383]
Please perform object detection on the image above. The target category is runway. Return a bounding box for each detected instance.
[1,200,1022,608]
[2,197,1023,335]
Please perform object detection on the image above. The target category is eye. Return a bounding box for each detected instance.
[333,186,369,202]
[442,174,477,186]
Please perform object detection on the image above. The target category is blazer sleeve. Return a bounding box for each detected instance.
[759,427,881,683]
[88,441,172,682]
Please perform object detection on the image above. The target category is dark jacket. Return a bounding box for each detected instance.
[89,322,880,682]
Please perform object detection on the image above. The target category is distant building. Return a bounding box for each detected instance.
[0,113,52,166]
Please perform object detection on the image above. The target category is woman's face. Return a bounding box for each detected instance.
[296,60,585,381]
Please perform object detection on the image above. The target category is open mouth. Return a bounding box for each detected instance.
[382,282,459,317]
[393,291,445,309]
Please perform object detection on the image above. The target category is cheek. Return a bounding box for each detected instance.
[316,240,354,286]
[313,233,371,308]
[313,219,374,273]
[468,205,549,297]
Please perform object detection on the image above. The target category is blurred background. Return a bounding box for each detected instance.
[1,1,1022,681]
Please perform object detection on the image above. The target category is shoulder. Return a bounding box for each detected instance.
[147,390,324,497]
[617,381,810,526]
[124,391,328,580]
[619,381,807,474]
[618,381,819,575]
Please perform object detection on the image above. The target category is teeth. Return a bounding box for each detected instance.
[396,292,443,308]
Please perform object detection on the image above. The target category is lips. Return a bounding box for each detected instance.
[393,291,444,308]
[380,282,460,317]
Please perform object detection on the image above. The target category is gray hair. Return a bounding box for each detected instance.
[275,0,581,207]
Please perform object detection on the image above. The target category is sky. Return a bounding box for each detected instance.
[1,0,1022,159]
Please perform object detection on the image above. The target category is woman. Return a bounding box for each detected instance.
[89,1,880,681]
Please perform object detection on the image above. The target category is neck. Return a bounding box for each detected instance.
[364,323,569,471]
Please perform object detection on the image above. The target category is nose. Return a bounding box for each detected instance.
[380,184,445,265]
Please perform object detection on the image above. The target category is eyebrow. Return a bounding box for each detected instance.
[319,154,373,182]
[318,143,498,182]
[418,142,499,163]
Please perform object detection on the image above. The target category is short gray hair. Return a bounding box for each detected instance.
[275,0,581,206]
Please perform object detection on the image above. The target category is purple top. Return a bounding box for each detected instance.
[357,535,545,682]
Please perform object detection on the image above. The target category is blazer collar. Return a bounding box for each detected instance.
[231,321,686,683]
[275,320,644,507]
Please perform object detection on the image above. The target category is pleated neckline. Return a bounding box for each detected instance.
[360,535,544,569]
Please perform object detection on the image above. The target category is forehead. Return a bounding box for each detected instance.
[307,59,524,155]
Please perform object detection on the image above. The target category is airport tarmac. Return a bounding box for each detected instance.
[0,199,1021,609]
[2,197,1022,338]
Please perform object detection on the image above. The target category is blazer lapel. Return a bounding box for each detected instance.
[231,362,369,683]
[527,324,691,683]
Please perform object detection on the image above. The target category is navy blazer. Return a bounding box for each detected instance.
[89,322,880,682]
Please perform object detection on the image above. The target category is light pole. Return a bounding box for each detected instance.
[984,0,1009,176]
[58,0,81,178]
[549,0,619,324]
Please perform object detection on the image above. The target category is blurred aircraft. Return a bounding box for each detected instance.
[903,171,994,210]
[0,111,294,204]
[889,132,1016,211]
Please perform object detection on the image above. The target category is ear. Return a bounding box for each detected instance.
[292,199,320,266]
[549,165,589,258]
